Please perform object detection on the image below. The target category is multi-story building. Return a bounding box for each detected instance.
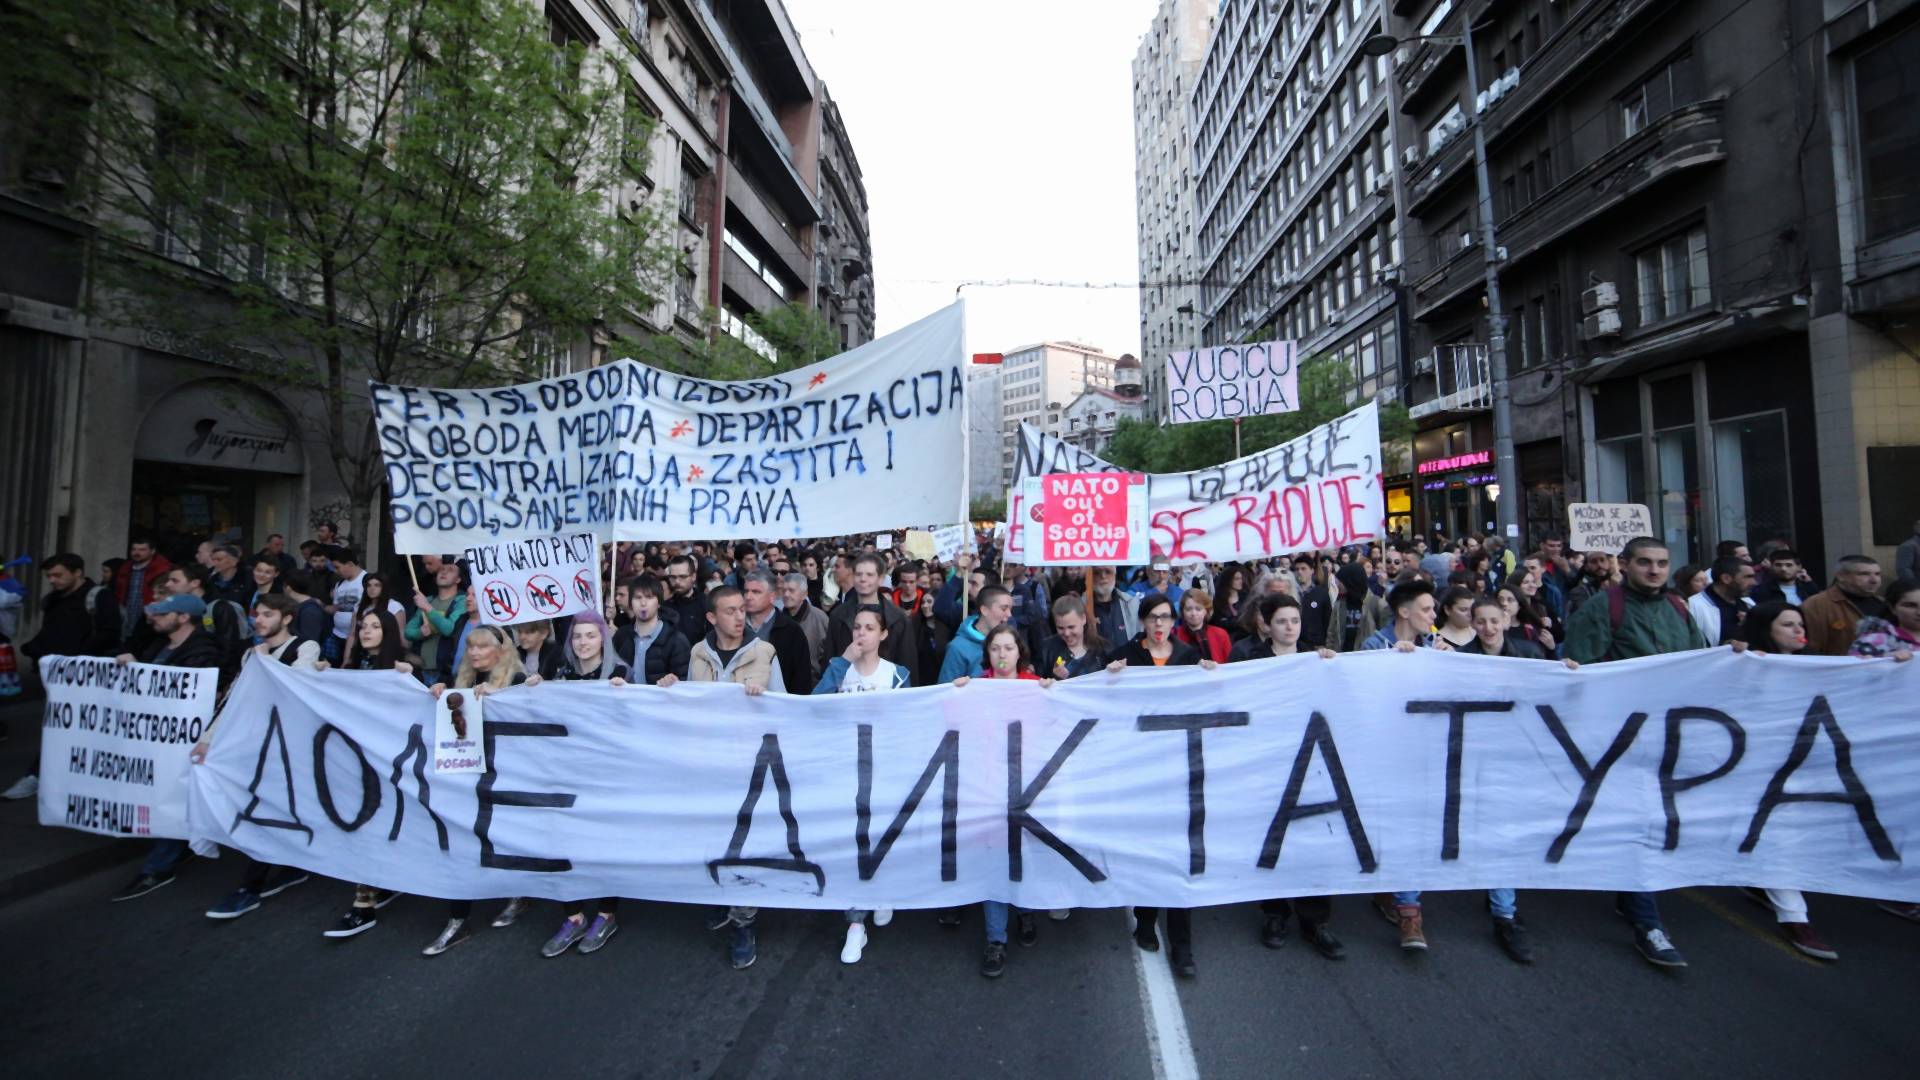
[1391,0,1919,570]
[1133,0,1218,420]
[967,359,1007,501]
[815,85,876,352]
[996,342,1122,487]
[0,0,872,620]
[1188,0,1410,422]
[1060,355,1149,454]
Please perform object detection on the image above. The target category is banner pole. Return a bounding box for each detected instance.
[403,554,423,598]
[606,542,617,618]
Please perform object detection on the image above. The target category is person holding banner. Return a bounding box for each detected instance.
[313,610,414,939]
[108,594,231,903]
[812,606,910,965]
[405,561,469,686]
[1227,593,1346,959]
[612,577,691,686]
[1107,591,1217,978]
[1175,590,1233,664]
[1038,595,1107,680]
[523,612,632,958]
[828,555,917,684]
[421,626,530,956]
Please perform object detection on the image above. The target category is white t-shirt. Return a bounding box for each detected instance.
[330,570,365,640]
[837,658,903,693]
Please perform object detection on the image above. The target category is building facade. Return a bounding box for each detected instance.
[816,86,876,352]
[967,359,1007,501]
[1390,0,1919,571]
[1060,355,1149,454]
[1133,0,1218,420]
[0,0,872,636]
[1187,0,1410,416]
[996,342,1123,487]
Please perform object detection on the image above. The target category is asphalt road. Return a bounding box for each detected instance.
[5,858,1918,1079]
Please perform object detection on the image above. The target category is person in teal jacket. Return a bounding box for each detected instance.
[935,585,1012,684]
[405,562,468,683]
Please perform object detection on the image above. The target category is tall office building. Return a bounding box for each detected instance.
[995,342,1122,487]
[1133,0,1218,421]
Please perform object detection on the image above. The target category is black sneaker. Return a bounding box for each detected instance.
[1016,912,1038,947]
[258,870,309,899]
[981,941,1007,978]
[1493,917,1535,964]
[1260,914,1289,949]
[705,907,735,931]
[1633,925,1687,968]
[937,907,962,927]
[1301,921,1346,960]
[1133,918,1160,953]
[324,907,378,939]
[1171,948,1197,978]
[370,889,400,910]
[111,871,175,903]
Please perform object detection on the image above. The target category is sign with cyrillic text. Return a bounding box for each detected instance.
[931,524,972,563]
[39,656,217,839]
[463,530,599,625]
[1011,401,1384,563]
[1166,341,1299,425]
[187,649,1920,907]
[1568,502,1654,554]
[373,303,967,551]
[1036,473,1148,565]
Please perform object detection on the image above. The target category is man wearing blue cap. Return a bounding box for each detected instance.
[107,593,230,903]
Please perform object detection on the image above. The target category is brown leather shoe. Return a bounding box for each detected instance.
[1396,904,1427,950]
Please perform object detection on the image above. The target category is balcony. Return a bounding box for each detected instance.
[1396,32,1465,111]
[1482,0,1663,148]
[1409,344,1491,420]
[1499,99,1726,267]
[1406,129,1475,214]
[1412,236,1486,318]
[721,246,784,316]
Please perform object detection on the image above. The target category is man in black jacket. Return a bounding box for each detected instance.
[826,554,917,683]
[662,554,708,635]
[741,570,813,692]
[4,554,122,802]
[612,577,691,685]
[1290,558,1332,647]
[109,594,231,902]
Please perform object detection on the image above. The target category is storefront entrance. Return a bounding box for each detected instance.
[130,379,304,565]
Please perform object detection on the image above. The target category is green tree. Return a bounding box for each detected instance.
[1104,354,1415,473]
[4,0,680,544]
[622,301,840,382]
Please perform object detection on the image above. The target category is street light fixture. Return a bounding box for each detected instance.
[1362,25,1522,547]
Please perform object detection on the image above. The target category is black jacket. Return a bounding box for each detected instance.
[23,580,121,660]
[1104,636,1201,668]
[1295,584,1332,648]
[748,608,814,695]
[1227,637,1275,663]
[1037,634,1104,679]
[612,620,692,686]
[137,628,232,691]
[664,589,708,641]
[1457,634,1547,660]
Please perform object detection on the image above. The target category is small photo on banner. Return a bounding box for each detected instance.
[462,530,600,625]
[433,689,485,774]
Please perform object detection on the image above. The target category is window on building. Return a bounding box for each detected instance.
[1854,21,1920,242]
[1633,225,1711,325]
[1620,50,1696,138]
[1712,411,1793,549]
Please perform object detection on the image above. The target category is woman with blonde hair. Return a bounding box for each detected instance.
[422,625,528,955]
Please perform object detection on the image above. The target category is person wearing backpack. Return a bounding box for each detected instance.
[1563,536,1714,970]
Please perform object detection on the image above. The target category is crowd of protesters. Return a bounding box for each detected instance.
[2,517,1915,978]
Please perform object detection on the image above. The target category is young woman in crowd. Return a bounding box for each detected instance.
[812,606,910,964]
[405,561,468,686]
[1106,591,1217,977]
[1211,564,1248,632]
[422,625,529,956]
[1495,584,1556,655]
[524,612,631,958]
[1675,564,1710,598]
[952,622,1055,976]
[1434,586,1478,649]
[1038,594,1107,679]
[513,618,564,678]
[1176,588,1233,663]
[315,609,413,938]
[353,572,407,625]
[1507,567,1563,646]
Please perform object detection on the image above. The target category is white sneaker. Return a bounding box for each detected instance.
[873,907,894,927]
[1048,909,1070,921]
[1,774,37,800]
[840,922,868,964]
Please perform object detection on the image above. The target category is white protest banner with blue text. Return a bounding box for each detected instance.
[375,302,967,551]
[1009,400,1384,563]
[188,649,1919,908]
[39,656,218,840]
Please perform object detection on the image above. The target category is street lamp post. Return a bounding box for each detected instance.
[1364,26,1521,546]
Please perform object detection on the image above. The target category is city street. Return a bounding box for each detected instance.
[6,843,1918,1078]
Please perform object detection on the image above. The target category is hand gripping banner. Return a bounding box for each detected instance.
[185,649,1920,908]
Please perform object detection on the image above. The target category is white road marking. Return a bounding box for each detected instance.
[1128,926,1201,1080]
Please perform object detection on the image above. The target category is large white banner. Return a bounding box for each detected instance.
[187,650,1920,908]
[1165,341,1299,425]
[39,656,218,840]
[1007,401,1384,563]
[374,303,967,551]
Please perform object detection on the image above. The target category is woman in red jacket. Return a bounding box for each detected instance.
[1175,588,1232,664]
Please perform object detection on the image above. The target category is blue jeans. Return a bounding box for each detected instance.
[143,839,189,876]
[983,901,1014,944]
[1616,891,1664,930]
[1394,889,1518,920]
[323,635,344,663]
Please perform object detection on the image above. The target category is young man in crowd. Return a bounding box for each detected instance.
[1748,547,1809,606]
[662,554,708,634]
[827,554,917,681]
[780,571,831,679]
[1564,537,1709,968]
[280,570,333,647]
[108,594,230,901]
[663,586,781,971]
[1564,550,1616,617]
[1801,555,1886,656]
[1687,556,1755,647]
[1292,558,1332,647]
[889,561,925,615]
[741,569,814,692]
[113,536,172,645]
[256,533,299,576]
[612,576,690,685]
[4,554,122,801]
[325,548,366,663]
[937,584,1013,684]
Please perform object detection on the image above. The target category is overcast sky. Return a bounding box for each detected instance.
[785,0,1164,359]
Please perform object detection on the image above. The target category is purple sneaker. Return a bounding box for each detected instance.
[540,918,588,958]
[578,914,619,954]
